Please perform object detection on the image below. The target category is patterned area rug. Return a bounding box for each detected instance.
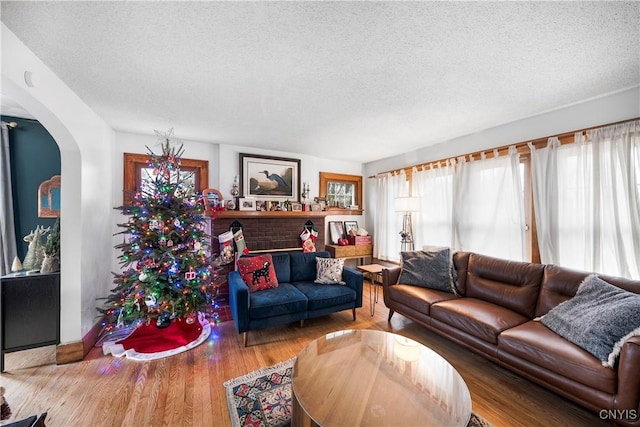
[223,358,492,427]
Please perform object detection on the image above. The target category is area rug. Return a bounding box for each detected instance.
[223,358,492,427]
[102,312,210,361]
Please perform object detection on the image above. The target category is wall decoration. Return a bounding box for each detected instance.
[123,152,208,205]
[38,175,61,218]
[240,153,300,202]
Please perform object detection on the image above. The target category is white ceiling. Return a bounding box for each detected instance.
[1,1,638,163]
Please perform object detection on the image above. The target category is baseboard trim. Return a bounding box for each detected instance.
[56,341,83,365]
[55,318,104,365]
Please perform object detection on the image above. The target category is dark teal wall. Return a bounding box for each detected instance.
[3,116,61,261]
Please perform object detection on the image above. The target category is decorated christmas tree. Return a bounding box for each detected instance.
[101,130,219,331]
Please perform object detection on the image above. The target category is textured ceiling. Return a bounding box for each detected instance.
[1,1,638,163]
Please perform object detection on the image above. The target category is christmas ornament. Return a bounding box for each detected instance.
[185,269,196,280]
[174,218,181,227]
[194,242,202,251]
[167,239,174,247]
[144,295,157,307]
[139,272,148,282]
[159,236,167,246]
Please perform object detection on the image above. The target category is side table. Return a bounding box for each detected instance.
[356,264,384,316]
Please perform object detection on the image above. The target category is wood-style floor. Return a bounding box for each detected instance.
[1,280,608,427]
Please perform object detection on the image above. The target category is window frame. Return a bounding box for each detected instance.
[319,172,363,214]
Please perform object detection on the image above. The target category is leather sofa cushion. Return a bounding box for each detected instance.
[290,251,330,282]
[466,253,544,318]
[499,321,617,394]
[249,283,308,319]
[431,298,529,344]
[294,282,356,310]
[536,264,640,317]
[387,284,458,316]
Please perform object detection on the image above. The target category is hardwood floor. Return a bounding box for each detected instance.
[1,280,608,427]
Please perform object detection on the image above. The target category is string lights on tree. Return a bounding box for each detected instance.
[100,129,221,331]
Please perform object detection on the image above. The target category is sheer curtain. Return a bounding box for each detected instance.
[374,171,407,262]
[453,147,525,261]
[531,120,640,279]
[412,162,454,249]
[1,122,18,275]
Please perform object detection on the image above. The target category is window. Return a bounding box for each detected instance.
[319,172,363,213]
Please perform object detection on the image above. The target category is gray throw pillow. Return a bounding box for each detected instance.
[398,248,454,293]
[541,274,640,368]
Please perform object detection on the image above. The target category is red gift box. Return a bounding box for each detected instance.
[347,235,372,245]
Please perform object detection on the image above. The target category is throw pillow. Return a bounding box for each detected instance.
[237,254,279,292]
[398,248,454,293]
[541,274,640,368]
[315,257,346,285]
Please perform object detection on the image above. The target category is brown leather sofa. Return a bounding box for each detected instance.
[382,251,640,426]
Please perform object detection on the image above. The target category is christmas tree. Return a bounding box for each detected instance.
[101,129,218,330]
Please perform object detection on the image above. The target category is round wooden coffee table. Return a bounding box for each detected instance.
[291,329,471,426]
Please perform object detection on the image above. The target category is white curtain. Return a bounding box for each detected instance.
[1,122,18,275]
[374,171,407,262]
[412,162,454,249]
[453,147,525,261]
[529,137,560,263]
[531,121,640,279]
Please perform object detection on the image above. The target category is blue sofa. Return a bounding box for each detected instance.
[228,250,364,346]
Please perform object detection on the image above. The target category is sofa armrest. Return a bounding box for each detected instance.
[228,271,250,334]
[342,267,364,308]
[615,336,640,422]
[383,266,402,290]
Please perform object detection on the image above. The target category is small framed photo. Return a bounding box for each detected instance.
[344,221,359,235]
[291,202,302,212]
[239,198,256,211]
[256,200,267,211]
[310,203,322,212]
[329,221,346,244]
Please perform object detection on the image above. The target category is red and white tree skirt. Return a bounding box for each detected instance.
[102,312,210,361]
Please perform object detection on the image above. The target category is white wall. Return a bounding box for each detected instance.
[363,86,640,232]
[2,23,115,343]
[218,143,365,245]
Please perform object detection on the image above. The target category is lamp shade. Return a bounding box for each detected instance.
[395,196,420,212]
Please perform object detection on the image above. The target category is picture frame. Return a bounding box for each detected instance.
[328,221,346,245]
[238,198,257,211]
[240,153,301,202]
[123,152,208,205]
[344,221,359,235]
[255,200,267,211]
[291,202,302,212]
[310,203,322,212]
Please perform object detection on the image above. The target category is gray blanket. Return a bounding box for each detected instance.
[541,274,640,368]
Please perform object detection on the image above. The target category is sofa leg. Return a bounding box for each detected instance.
[352,307,356,321]
[300,319,305,328]
[388,310,395,321]
[243,332,248,347]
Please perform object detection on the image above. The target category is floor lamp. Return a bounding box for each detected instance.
[395,196,420,252]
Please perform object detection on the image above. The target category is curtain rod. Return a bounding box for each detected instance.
[369,117,640,178]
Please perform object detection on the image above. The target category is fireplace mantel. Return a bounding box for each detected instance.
[214,210,329,219]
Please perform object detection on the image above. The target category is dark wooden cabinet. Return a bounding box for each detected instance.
[1,272,60,371]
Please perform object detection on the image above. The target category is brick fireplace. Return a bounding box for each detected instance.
[207,211,328,322]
